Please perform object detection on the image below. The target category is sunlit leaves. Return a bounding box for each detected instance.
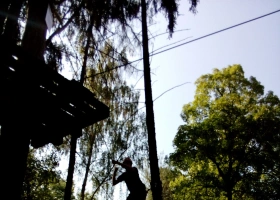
[22,148,68,200]
[171,65,280,199]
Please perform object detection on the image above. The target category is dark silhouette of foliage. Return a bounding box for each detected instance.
[0,1,200,199]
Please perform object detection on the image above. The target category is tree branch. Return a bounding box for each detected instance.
[46,1,84,46]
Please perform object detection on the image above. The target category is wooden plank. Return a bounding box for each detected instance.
[0,39,110,147]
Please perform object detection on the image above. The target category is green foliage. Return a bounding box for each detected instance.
[144,156,178,200]
[155,156,180,200]
[170,65,280,199]
[77,42,148,199]
[160,166,177,200]
[169,162,228,200]
[21,148,74,200]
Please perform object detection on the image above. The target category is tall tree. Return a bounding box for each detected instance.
[170,65,280,199]
[0,1,200,199]
[140,0,199,199]
[63,1,143,198]
[2,0,24,43]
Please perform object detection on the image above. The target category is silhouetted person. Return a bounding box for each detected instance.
[112,158,147,200]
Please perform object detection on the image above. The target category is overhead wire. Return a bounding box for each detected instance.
[86,29,192,78]
[74,27,192,77]
[150,9,280,57]
[89,9,280,78]
[152,36,192,53]
[149,28,190,40]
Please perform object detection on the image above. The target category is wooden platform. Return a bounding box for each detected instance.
[0,38,109,148]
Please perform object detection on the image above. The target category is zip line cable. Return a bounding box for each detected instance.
[90,9,280,78]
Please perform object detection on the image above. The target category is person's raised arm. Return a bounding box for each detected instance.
[112,160,134,171]
[112,166,119,186]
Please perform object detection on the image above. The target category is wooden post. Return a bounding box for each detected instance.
[0,122,30,200]
[0,0,49,199]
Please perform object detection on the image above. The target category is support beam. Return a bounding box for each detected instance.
[0,123,30,200]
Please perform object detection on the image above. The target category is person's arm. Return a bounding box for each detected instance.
[112,160,134,171]
[112,166,119,186]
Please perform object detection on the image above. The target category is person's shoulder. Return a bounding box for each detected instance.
[131,167,138,172]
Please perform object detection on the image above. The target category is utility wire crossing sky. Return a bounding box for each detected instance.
[91,9,280,78]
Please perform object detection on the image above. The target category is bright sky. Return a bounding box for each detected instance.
[61,0,280,156]
[139,0,280,156]
[60,0,280,199]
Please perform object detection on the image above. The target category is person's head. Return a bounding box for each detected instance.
[123,157,132,167]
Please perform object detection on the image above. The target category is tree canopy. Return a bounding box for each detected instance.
[170,65,280,200]
[0,0,200,199]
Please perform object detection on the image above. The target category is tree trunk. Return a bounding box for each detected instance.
[64,134,79,200]
[0,1,48,199]
[21,0,48,61]
[64,21,93,200]
[227,189,233,200]
[141,0,162,199]
[0,0,11,34]
[26,177,33,200]
[80,136,94,200]
[0,123,30,200]
[3,0,24,43]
